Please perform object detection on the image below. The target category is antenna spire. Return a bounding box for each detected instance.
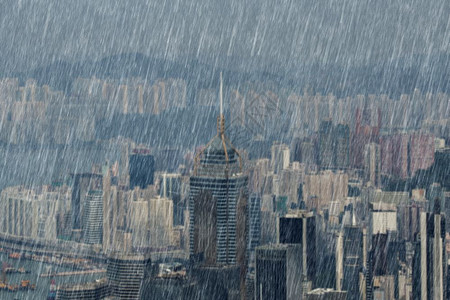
[217,72,225,135]
[220,72,223,117]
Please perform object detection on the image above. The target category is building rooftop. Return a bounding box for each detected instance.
[308,288,347,295]
[57,277,108,292]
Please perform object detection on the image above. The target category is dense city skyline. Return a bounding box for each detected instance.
[0,0,449,299]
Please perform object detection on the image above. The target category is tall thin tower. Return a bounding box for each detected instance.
[190,72,247,265]
[189,73,249,298]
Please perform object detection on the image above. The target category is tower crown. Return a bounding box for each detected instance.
[194,72,242,176]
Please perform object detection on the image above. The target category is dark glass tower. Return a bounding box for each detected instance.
[342,226,364,300]
[189,111,248,266]
[189,74,249,297]
[70,173,102,241]
[255,244,302,300]
[129,148,155,189]
[279,211,317,289]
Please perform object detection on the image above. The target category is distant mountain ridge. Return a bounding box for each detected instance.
[10,52,450,98]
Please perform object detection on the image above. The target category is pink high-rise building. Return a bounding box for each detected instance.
[381,132,435,179]
[409,132,435,177]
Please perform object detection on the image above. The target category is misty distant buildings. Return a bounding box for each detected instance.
[71,77,187,116]
[303,170,348,211]
[351,106,381,168]
[318,121,349,170]
[293,137,316,167]
[380,132,435,179]
[1,69,450,300]
[271,142,290,174]
[334,124,350,169]
[409,133,435,177]
[318,120,334,169]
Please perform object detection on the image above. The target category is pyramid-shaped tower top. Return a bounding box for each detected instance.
[193,72,242,177]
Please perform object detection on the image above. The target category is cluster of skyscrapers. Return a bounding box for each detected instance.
[1,74,450,299]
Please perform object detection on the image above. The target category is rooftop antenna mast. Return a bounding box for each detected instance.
[220,72,223,117]
[218,72,225,135]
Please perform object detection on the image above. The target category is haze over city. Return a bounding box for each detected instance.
[0,0,448,299]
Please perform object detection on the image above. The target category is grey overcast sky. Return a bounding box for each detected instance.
[0,0,449,72]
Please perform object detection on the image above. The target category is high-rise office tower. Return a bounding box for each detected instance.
[159,173,183,226]
[366,233,401,300]
[364,143,381,187]
[102,165,118,253]
[397,200,425,242]
[303,170,348,211]
[393,134,411,179]
[409,132,435,177]
[337,226,365,300]
[445,191,450,233]
[128,199,150,249]
[249,159,270,195]
[413,209,446,300]
[70,173,102,240]
[271,142,290,174]
[352,107,381,168]
[107,253,152,300]
[278,211,316,294]
[129,148,155,189]
[189,73,248,297]
[334,124,350,169]
[149,197,173,249]
[426,183,444,214]
[318,120,334,169]
[318,121,349,170]
[380,134,409,179]
[296,138,316,167]
[189,94,248,265]
[248,194,262,256]
[82,190,103,245]
[255,244,302,300]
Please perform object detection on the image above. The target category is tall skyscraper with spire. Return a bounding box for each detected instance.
[189,73,249,297]
[189,72,248,265]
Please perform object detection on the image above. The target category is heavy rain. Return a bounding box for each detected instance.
[0,0,449,299]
